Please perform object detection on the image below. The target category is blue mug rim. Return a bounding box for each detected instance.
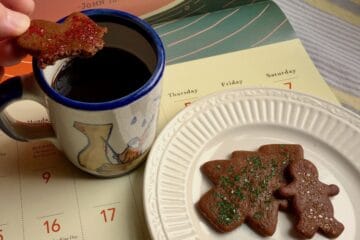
[33,9,165,111]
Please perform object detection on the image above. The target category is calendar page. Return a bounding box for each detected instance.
[0,1,340,239]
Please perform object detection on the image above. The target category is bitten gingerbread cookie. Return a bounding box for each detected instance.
[17,12,107,68]
[197,144,304,236]
[279,159,344,238]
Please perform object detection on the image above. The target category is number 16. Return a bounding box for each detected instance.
[43,219,61,233]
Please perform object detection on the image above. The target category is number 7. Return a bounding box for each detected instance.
[284,82,292,89]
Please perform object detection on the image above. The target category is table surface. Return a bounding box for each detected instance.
[273,0,360,115]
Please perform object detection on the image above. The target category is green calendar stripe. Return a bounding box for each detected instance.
[155,1,296,64]
[158,7,241,44]
[146,0,268,24]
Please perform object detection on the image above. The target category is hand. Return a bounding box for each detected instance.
[0,0,34,78]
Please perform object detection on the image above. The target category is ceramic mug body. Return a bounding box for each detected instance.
[43,80,162,177]
[0,9,165,177]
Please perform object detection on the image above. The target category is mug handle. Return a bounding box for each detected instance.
[0,74,56,142]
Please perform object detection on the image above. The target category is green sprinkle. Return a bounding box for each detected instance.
[214,192,225,199]
[281,151,290,160]
[251,156,262,168]
[264,199,272,206]
[270,159,278,177]
[260,179,268,189]
[253,211,264,220]
[251,187,261,198]
[227,165,234,173]
[217,200,240,225]
[235,187,245,200]
[220,176,233,188]
[234,175,240,181]
[243,180,251,190]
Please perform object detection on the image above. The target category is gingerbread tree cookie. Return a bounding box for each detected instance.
[279,159,344,238]
[197,144,304,236]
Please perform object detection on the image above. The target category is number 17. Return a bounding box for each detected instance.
[100,208,116,222]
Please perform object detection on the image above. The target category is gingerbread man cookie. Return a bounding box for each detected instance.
[279,159,344,238]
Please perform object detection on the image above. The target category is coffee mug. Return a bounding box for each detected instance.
[0,9,165,177]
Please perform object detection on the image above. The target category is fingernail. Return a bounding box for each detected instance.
[7,10,30,34]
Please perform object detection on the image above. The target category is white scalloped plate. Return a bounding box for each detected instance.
[144,88,360,240]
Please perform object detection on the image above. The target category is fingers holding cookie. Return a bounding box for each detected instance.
[0,1,32,39]
[0,0,33,71]
[0,38,27,66]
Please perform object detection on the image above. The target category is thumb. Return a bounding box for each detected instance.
[0,3,30,39]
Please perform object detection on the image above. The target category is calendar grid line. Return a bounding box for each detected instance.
[273,76,298,83]
[128,175,150,239]
[38,212,64,219]
[72,171,86,240]
[93,201,122,208]
[16,142,26,240]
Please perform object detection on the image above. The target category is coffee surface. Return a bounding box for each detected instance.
[52,47,151,102]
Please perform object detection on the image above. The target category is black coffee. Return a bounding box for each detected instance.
[52,47,152,102]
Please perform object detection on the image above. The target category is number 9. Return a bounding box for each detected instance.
[42,171,51,184]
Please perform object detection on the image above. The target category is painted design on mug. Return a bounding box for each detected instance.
[73,113,155,173]
[106,111,156,165]
[73,122,114,171]
[103,136,141,164]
